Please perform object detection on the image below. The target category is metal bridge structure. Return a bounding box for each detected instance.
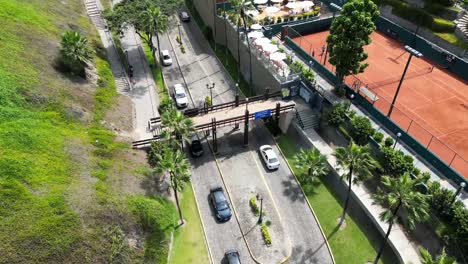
[132,91,296,148]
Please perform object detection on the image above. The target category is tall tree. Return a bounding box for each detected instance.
[326,0,379,91]
[154,145,191,224]
[161,108,194,145]
[372,174,430,264]
[104,0,175,79]
[294,148,329,184]
[419,247,457,264]
[59,31,94,75]
[230,0,253,88]
[334,142,377,225]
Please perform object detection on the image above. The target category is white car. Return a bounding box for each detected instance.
[173,83,188,108]
[161,50,172,66]
[259,145,280,170]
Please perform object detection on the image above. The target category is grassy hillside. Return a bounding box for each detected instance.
[0,0,176,263]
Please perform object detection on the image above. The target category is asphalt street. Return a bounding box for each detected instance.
[158,11,333,264]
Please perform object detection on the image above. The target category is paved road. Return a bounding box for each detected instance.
[250,121,334,264]
[159,11,333,264]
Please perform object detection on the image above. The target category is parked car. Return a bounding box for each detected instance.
[225,250,241,264]
[189,134,204,157]
[209,187,232,222]
[259,145,280,170]
[160,49,172,66]
[173,83,188,108]
[179,11,190,22]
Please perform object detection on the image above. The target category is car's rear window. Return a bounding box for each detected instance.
[163,55,170,59]
[269,157,278,163]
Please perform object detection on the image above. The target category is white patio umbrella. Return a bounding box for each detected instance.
[262,43,279,54]
[251,23,263,30]
[269,52,287,61]
[248,31,264,39]
[265,6,280,14]
[299,1,314,7]
[245,9,260,17]
[254,37,271,46]
[285,2,299,8]
[253,0,268,4]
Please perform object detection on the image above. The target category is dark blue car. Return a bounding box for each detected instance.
[210,187,232,222]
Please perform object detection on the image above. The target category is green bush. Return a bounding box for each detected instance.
[261,224,272,245]
[249,196,259,215]
[326,103,348,128]
[351,116,374,145]
[158,97,175,114]
[427,182,461,221]
[302,68,315,81]
[384,137,394,147]
[424,2,445,15]
[431,18,455,32]
[451,206,468,253]
[290,61,304,73]
[373,131,384,143]
[379,147,416,177]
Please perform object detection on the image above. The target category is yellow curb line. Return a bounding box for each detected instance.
[249,149,293,264]
[205,139,262,264]
[270,129,337,264]
[188,182,214,264]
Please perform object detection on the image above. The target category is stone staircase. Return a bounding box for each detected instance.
[83,0,106,30]
[295,108,320,130]
[114,71,131,92]
[455,13,468,41]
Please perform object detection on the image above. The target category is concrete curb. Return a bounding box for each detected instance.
[266,124,337,264]
[205,137,262,264]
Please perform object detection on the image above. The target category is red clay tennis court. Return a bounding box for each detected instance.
[292,30,468,179]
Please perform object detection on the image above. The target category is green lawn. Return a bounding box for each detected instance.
[435,32,468,50]
[170,184,210,264]
[141,41,169,100]
[277,135,386,264]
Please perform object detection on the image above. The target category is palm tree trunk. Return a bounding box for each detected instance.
[155,32,164,83]
[236,20,240,84]
[240,11,253,94]
[340,168,353,225]
[308,167,312,178]
[373,200,402,264]
[171,174,184,225]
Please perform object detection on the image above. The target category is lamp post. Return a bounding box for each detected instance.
[387,46,423,117]
[206,82,215,104]
[347,94,354,111]
[323,3,342,66]
[393,132,402,149]
[245,97,249,111]
[256,194,263,224]
[450,182,466,206]
[177,22,182,45]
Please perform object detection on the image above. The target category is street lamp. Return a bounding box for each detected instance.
[393,132,402,149]
[256,194,263,224]
[177,22,182,45]
[347,94,354,111]
[206,82,215,104]
[387,45,423,117]
[450,182,466,206]
[245,97,249,111]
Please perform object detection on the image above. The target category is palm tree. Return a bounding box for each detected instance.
[155,145,191,224]
[334,142,377,225]
[59,31,94,74]
[230,0,253,89]
[161,108,194,145]
[294,148,329,184]
[372,174,430,264]
[141,5,168,81]
[419,247,457,264]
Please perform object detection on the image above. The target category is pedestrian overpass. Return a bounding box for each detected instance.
[132,92,296,148]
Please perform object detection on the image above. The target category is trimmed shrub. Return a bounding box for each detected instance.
[384,137,394,147]
[249,196,259,215]
[379,147,416,177]
[325,103,347,128]
[261,224,272,245]
[431,18,455,32]
[351,116,374,145]
[373,131,384,143]
[302,68,315,81]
